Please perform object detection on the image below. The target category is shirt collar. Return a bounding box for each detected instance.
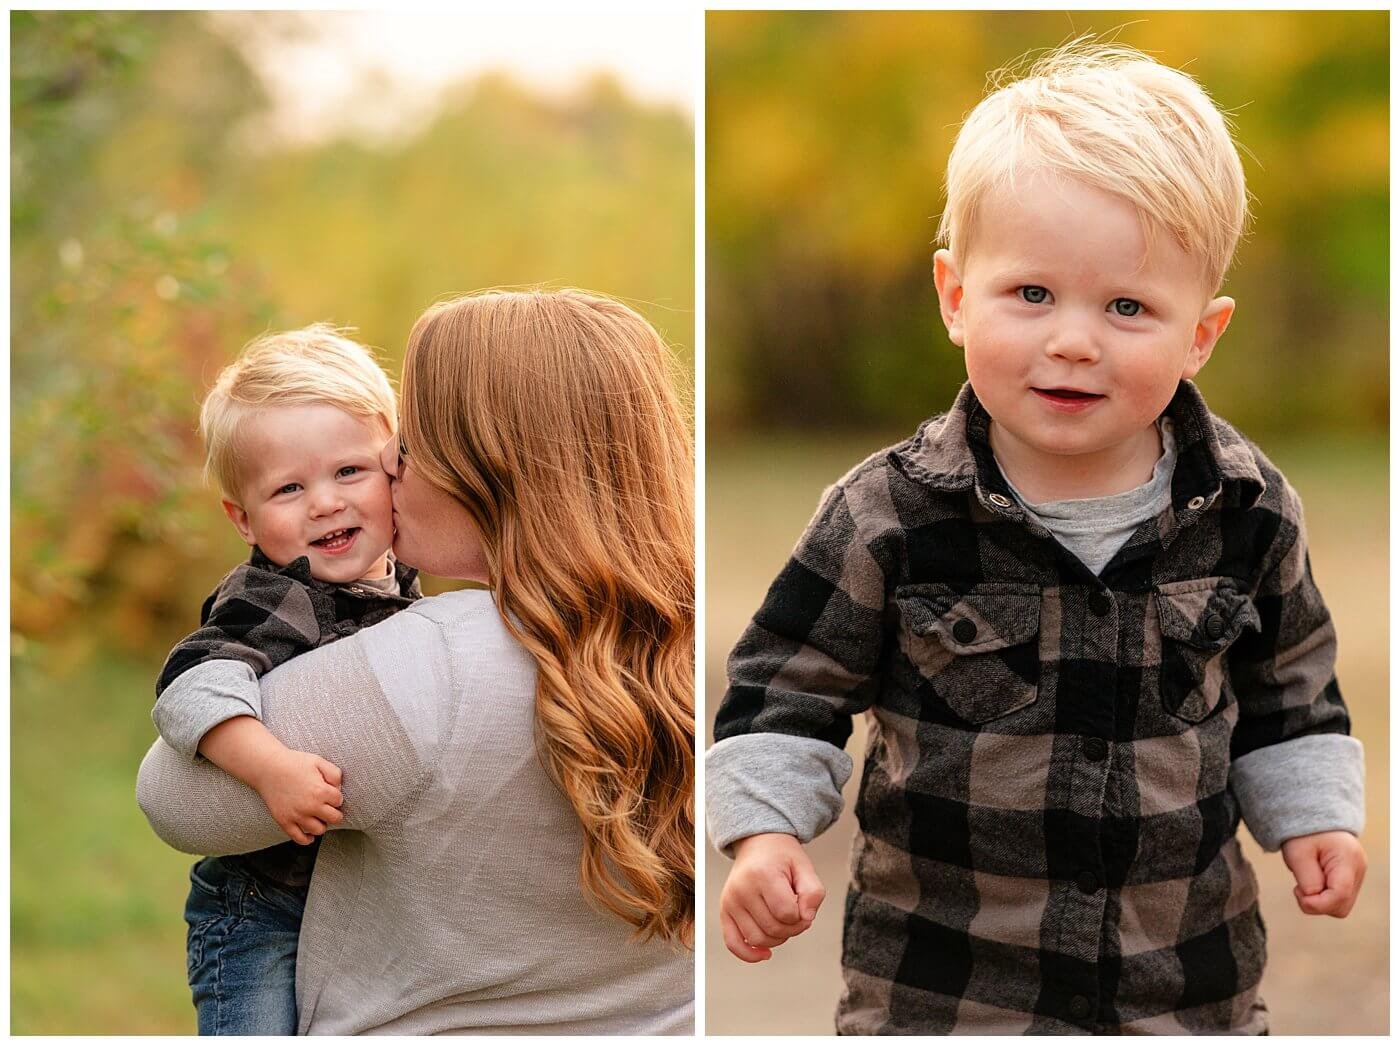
[891,380,1266,519]
[248,546,420,598]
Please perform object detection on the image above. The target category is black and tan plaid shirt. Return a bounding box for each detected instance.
[156,547,421,696]
[155,547,421,891]
[709,381,1358,1034]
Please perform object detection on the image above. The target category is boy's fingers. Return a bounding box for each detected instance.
[791,860,827,922]
[721,911,771,963]
[317,759,343,787]
[750,896,805,941]
[284,823,312,845]
[1288,852,1326,896]
[300,817,328,837]
[1324,863,1360,915]
[1296,885,1344,916]
[320,804,345,825]
[731,904,783,950]
[758,873,803,925]
[320,784,345,807]
[747,886,797,938]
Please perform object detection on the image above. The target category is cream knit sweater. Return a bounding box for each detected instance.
[137,588,693,1035]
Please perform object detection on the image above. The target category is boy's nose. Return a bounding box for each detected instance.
[1044,318,1100,363]
[309,488,346,517]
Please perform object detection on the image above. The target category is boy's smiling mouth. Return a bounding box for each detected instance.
[1032,387,1106,412]
[311,527,360,553]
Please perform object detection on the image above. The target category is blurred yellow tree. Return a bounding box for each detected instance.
[12,11,694,656]
[706,10,1387,438]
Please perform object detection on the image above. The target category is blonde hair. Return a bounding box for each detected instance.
[201,324,397,499]
[400,289,695,944]
[938,38,1249,292]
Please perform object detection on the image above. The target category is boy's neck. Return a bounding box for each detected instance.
[989,421,1163,504]
[358,553,393,583]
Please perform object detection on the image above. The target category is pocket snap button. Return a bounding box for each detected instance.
[951,618,978,643]
[1082,736,1108,762]
[1205,613,1226,640]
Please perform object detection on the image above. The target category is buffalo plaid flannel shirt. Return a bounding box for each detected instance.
[154,547,420,891]
[709,381,1358,1034]
[156,547,421,695]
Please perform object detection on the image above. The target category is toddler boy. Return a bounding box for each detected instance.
[708,43,1366,1034]
[151,325,420,1035]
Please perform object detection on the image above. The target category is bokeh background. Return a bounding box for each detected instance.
[705,10,1387,1035]
[11,10,693,1033]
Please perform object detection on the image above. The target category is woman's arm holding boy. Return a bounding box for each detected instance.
[138,618,431,855]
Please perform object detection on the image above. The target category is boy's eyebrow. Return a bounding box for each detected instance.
[987,266,1052,284]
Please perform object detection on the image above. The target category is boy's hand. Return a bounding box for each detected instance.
[720,832,826,962]
[251,748,346,845]
[197,715,345,845]
[1280,830,1366,918]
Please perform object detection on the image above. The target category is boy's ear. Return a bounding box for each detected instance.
[221,499,257,547]
[932,249,966,347]
[1181,296,1235,380]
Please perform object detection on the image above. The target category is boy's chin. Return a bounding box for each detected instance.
[309,553,379,584]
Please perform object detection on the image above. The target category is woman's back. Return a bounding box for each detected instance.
[265,588,693,1034]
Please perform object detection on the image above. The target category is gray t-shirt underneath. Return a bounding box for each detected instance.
[998,418,1177,576]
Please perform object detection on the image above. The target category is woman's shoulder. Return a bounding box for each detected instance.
[263,587,533,729]
[356,588,537,746]
[396,586,501,633]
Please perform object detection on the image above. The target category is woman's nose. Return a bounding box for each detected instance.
[380,436,400,480]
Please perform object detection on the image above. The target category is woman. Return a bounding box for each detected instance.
[138,289,695,1034]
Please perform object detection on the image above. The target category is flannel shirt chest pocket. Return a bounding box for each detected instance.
[895,583,1042,724]
[1155,577,1261,723]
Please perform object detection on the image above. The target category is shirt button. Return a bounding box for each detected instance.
[1069,995,1092,1020]
[952,618,978,643]
[1076,870,1100,894]
[1205,613,1226,640]
[1082,737,1108,762]
[1087,590,1112,617]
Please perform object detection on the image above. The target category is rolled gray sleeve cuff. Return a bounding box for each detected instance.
[152,660,263,761]
[1231,734,1365,851]
[705,733,853,857]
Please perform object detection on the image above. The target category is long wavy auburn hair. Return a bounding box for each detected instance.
[399,289,695,944]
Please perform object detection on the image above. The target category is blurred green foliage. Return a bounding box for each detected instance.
[12,647,194,1033]
[706,10,1387,438]
[12,11,694,654]
[12,10,692,1034]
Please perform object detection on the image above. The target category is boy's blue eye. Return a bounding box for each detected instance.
[337,466,359,478]
[1111,298,1143,317]
[277,483,300,495]
[1019,286,1049,304]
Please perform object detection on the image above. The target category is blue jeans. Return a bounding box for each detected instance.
[184,856,304,1035]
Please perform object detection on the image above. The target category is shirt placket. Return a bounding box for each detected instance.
[1050,581,1119,1029]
